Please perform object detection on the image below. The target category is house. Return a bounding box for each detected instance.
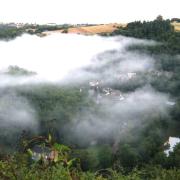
[164,137,180,156]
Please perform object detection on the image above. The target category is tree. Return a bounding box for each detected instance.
[117,144,138,170]
[156,15,163,21]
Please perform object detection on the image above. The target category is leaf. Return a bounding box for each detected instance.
[67,158,77,168]
[53,143,70,153]
[48,134,52,143]
[27,149,33,156]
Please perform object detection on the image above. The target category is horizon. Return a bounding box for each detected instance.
[0,17,179,26]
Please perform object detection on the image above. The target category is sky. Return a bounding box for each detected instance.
[0,0,179,24]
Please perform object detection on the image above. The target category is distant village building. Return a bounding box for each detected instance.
[115,72,136,81]
[88,80,126,104]
[164,137,180,156]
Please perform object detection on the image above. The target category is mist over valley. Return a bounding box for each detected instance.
[0,32,175,147]
[0,19,180,177]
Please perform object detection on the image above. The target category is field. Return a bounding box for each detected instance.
[68,23,126,34]
[42,22,180,36]
[171,22,180,31]
[42,23,126,35]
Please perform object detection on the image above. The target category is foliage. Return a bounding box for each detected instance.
[34,24,72,34]
[0,151,180,179]
[0,25,24,40]
[0,23,73,41]
[111,17,180,54]
[112,18,173,40]
[4,65,36,76]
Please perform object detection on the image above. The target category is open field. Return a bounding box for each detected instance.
[68,23,126,34]
[42,23,126,35]
[171,22,180,31]
[41,22,180,36]
[71,22,180,34]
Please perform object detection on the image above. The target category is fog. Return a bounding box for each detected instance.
[0,34,120,81]
[0,34,156,82]
[0,33,171,148]
[68,86,170,145]
[0,90,38,152]
[0,91,37,128]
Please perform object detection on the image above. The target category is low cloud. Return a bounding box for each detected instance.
[0,91,37,128]
[0,33,171,148]
[0,90,38,151]
[68,86,170,145]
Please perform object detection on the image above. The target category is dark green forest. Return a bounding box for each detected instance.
[0,23,72,40]
[0,18,180,179]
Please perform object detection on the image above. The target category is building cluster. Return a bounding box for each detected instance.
[88,80,126,104]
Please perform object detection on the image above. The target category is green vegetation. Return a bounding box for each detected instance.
[1,155,180,180]
[111,16,180,54]
[0,135,180,180]
[5,65,36,76]
[0,83,179,179]
[33,24,72,34]
[0,25,24,40]
[0,23,73,40]
[0,17,180,179]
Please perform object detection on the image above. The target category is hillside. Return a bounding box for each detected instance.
[41,22,180,36]
[68,23,126,34]
[42,23,126,35]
